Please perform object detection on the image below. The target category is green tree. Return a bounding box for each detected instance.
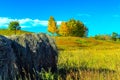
[59,22,69,36]
[48,16,57,35]
[111,32,118,41]
[8,21,21,30]
[66,19,76,36]
[66,19,88,37]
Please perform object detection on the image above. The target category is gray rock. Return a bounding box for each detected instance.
[0,35,16,80]
[0,33,58,80]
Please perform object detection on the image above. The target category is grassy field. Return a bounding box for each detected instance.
[0,29,32,36]
[0,30,120,79]
[54,37,120,80]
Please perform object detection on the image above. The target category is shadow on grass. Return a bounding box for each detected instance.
[58,67,116,80]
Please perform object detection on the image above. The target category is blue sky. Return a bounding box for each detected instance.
[0,0,120,36]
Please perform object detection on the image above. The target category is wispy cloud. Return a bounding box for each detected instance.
[112,14,120,18]
[77,13,91,17]
[57,21,62,25]
[0,17,62,28]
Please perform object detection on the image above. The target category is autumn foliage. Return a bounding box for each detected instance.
[48,16,88,37]
[48,16,57,35]
[59,19,88,37]
[59,22,69,36]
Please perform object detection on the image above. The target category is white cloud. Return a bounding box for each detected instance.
[57,21,62,25]
[77,13,91,17]
[39,21,48,26]
[19,18,33,24]
[21,25,30,28]
[0,17,62,28]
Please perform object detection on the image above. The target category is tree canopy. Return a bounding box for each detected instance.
[111,32,118,41]
[48,16,57,35]
[59,22,69,36]
[8,21,21,30]
[59,19,88,37]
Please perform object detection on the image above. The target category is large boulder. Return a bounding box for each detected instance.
[0,35,16,80]
[0,33,58,80]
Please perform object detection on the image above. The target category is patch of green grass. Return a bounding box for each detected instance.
[0,29,32,36]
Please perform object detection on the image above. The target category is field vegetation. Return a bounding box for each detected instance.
[54,37,120,80]
[0,29,32,36]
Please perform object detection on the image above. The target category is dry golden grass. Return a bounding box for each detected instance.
[54,37,120,80]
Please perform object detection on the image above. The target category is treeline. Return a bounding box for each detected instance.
[48,16,88,37]
[94,32,120,41]
[3,16,120,41]
[3,16,88,37]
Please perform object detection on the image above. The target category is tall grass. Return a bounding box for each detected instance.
[34,46,120,80]
[57,49,120,80]
[55,37,120,80]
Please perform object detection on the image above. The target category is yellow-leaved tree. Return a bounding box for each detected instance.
[48,16,57,35]
[59,22,69,36]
